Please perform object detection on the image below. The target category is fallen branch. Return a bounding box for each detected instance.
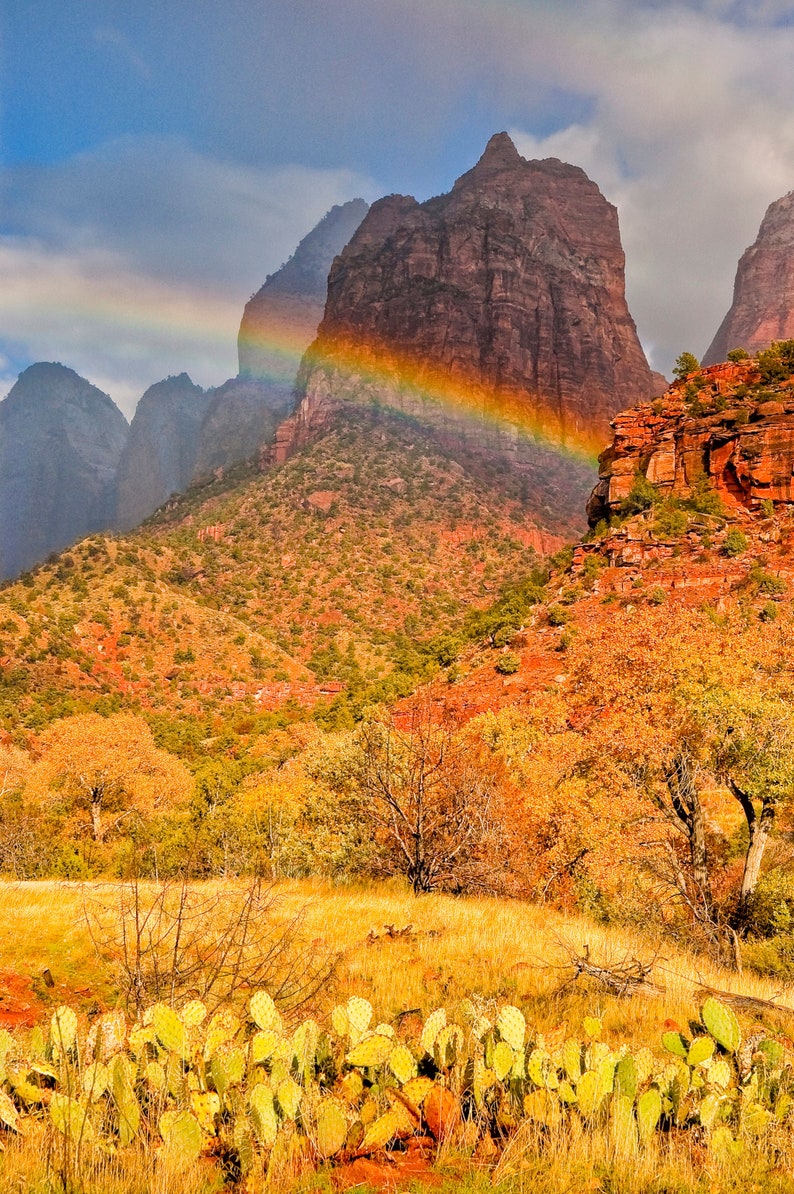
[696,983,794,1024]
[555,942,664,998]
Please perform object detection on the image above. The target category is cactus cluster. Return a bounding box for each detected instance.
[0,990,790,1179]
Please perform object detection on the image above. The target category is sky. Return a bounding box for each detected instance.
[4,0,794,416]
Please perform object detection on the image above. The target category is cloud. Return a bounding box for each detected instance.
[0,138,375,413]
[92,27,152,81]
[496,1,794,373]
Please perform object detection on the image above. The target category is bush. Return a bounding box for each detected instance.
[749,565,787,595]
[673,351,700,380]
[495,651,520,675]
[547,604,569,627]
[647,586,666,605]
[724,528,748,557]
[619,473,661,517]
[727,347,750,362]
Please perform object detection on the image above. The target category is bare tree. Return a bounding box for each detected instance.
[351,704,505,894]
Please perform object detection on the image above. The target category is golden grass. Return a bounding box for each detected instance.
[3,877,793,1039]
[3,880,794,1193]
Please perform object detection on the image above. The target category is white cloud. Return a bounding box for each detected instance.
[0,138,375,414]
[502,1,794,373]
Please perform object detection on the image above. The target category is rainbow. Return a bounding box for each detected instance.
[243,322,607,466]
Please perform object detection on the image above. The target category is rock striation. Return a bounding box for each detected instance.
[704,191,794,365]
[586,358,794,526]
[0,363,128,578]
[288,133,659,476]
[115,373,211,530]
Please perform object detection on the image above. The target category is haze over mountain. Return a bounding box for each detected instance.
[704,190,794,366]
[115,373,211,531]
[0,364,128,579]
[282,133,661,535]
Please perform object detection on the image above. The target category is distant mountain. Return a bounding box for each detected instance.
[0,363,128,579]
[704,190,794,365]
[188,199,370,481]
[115,373,211,530]
[238,199,369,380]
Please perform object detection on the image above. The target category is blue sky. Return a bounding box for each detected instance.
[4,0,794,413]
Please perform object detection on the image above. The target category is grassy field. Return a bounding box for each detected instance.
[2,880,794,1193]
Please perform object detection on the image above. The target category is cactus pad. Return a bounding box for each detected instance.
[249,1083,278,1147]
[152,1004,188,1059]
[492,1040,514,1081]
[497,1004,526,1051]
[250,990,280,1033]
[637,1087,662,1143]
[346,1033,393,1068]
[315,1098,347,1158]
[701,997,740,1053]
[389,1043,418,1084]
[345,996,372,1043]
[420,1008,447,1055]
[50,1005,78,1054]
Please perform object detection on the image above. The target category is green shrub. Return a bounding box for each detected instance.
[724,529,748,557]
[547,604,570,627]
[749,565,787,595]
[727,347,750,362]
[619,473,661,517]
[653,506,688,538]
[495,651,520,675]
[760,498,775,518]
[760,601,778,623]
[673,351,700,380]
[648,586,666,605]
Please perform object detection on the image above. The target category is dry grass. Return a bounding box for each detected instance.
[3,879,794,1193]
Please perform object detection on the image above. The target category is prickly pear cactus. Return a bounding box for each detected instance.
[315,1098,347,1159]
[701,997,741,1053]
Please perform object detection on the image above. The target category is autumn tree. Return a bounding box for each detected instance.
[27,713,191,843]
[568,604,794,940]
[306,704,508,893]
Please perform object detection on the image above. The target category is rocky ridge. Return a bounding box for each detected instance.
[0,364,128,579]
[704,190,794,365]
[115,373,211,530]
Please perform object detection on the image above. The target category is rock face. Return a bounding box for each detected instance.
[704,191,794,365]
[115,373,211,530]
[192,375,298,479]
[586,358,794,526]
[237,199,369,381]
[289,133,658,475]
[0,363,128,578]
[180,200,370,483]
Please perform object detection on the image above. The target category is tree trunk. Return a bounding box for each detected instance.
[91,793,104,843]
[728,779,775,930]
[664,750,715,922]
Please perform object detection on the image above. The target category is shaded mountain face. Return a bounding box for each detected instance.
[704,191,794,365]
[0,363,128,579]
[237,198,369,381]
[192,375,297,479]
[288,134,657,494]
[115,373,211,530]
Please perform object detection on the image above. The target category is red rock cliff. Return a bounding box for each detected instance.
[285,133,659,460]
[704,190,794,365]
[587,359,794,525]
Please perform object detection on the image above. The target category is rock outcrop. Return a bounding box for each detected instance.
[704,191,794,365]
[586,358,794,526]
[288,133,659,477]
[237,199,369,381]
[115,373,211,530]
[181,200,370,482]
[0,363,128,578]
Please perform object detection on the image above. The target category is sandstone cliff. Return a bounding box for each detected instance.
[192,375,298,479]
[585,358,794,527]
[0,363,128,578]
[115,373,211,530]
[289,133,658,473]
[704,191,794,365]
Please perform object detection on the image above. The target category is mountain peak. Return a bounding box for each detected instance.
[476,131,523,170]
